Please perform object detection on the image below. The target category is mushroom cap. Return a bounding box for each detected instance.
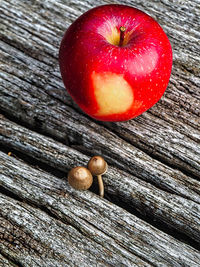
[68,166,93,190]
[87,156,107,176]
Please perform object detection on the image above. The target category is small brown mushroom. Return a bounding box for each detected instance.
[68,166,93,190]
[87,156,107,198]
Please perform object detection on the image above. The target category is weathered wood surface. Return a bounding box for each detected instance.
[1,152,200,266]
[0,0,200,266]
[1,115,200,244]
[0,253,17,267]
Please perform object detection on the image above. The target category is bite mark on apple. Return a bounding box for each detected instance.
[91,71,134,116]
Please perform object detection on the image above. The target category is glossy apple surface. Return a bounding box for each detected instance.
[59,4,172,121]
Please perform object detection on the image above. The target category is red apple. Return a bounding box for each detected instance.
[59,4,172,122]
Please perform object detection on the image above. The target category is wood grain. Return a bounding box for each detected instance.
[1,152,200,266]
[1,115,200,244]
[0,0,199,179]
[0,253,18,267]
[0,0,200,265]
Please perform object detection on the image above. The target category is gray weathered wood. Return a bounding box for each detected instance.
[0,195,145,267]
[0,0,200,265]
[0,253,17,267]
[0,0,199,178]
[1,152,200,266]
[1,78,200,198]
[1,116,200,244]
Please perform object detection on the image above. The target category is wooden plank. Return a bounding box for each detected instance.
[0,195,145,267]
[1,152,200,266]
[1,116,200,245]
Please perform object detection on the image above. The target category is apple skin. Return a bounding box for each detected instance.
[59,4,172,122]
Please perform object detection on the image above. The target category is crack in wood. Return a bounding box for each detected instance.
[0,250,22,267]
[100,120,200,181]
[104,190,200,251]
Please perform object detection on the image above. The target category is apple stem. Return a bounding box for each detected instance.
[119,26,126,47]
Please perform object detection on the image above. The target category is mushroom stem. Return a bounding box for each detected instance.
[97,175,104,197]
[87,155,107,198]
